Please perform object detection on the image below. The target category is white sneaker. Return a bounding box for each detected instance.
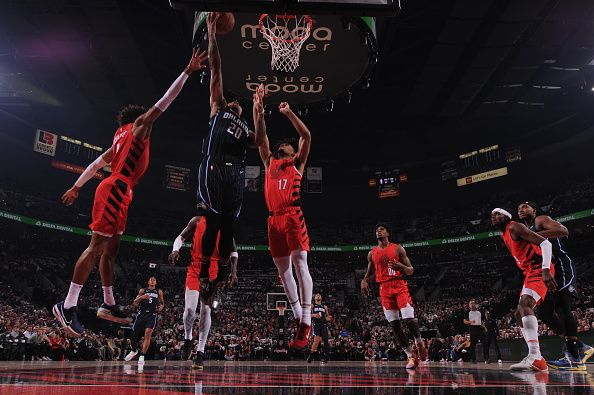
[510,355,547,372]
[498,359,503,364]
[138,355,145,366]
[124,350,138,361]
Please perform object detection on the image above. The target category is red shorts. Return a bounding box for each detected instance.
[520,266,555,305]
[267,210,310,258]
[379,280,412,310]
[185,259,218,291]
[90,177,133,237]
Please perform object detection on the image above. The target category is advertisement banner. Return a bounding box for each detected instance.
[457,167,508,187]
[33,129,58,157]
[51,160,104,180]
[1,208,592,251]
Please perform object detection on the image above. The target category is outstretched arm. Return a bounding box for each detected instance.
[253,84,271,166]
[168,216,200,264]
[132,48,208,140]
[278,102,311,172]
[207,13,226,117]
[61,147,114,206]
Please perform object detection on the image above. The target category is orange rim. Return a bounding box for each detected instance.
[259,14,313,44]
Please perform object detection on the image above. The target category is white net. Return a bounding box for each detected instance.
[259,14,313,73]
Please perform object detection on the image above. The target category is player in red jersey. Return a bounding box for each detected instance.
[168,202,238,369]
[491,208,556,372]
[52,49,208,337]
[254,87,313,350]
[360,223,427,369]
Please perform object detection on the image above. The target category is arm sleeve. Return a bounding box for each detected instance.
[74,156,107,188]
[172,235,184,252]
[155,72,189,112]
[540,239,552,269]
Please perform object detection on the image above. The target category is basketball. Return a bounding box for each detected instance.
[216,12,235,35]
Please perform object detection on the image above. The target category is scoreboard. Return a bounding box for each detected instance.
[369,169,406,199]
[439,144,519,187]
[57,135,104,164]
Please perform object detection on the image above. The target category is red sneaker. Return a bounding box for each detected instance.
[289,323,311,350]
[531,357,548,372]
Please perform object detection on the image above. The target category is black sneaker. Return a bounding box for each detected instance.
[52,301,84,336]
[307,351,317,363]
[182,339,194,360]
[192,351,205,370]
[97,303,132,324]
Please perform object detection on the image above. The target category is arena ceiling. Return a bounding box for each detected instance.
[2,0,594,171]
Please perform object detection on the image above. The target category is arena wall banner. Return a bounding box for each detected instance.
[1,208,593,251]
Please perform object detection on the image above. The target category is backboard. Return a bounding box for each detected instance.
[171,0,401,17]
[191,11,378,106]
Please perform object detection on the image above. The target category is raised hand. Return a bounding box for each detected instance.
[185,48,208,74]
[278,102,291,115]
[253,83,265,117]
[207,12,220,35]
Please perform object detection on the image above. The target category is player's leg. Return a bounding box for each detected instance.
[398,289,426,361]
[536,294,565,338]
[53,232,110,336]
[193,300,212,369]
[197,161,223,293]
[269,216,302,320]
[142,327,153,354]
[547,289,587,369]
[511,288,547,371]
[287,213,312,327]
[183,267,200,360]
[320,326,330,362]
[289,249,313,350]
[96,235,130,323]
[308,335,321,362]
[125,317,144,361]
[213,166,244,285]
[384,308,415,369]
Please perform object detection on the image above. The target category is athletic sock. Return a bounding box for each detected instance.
[301,304,312,326]
[521,315,542,359]
[183,289,199,340]
[102,286,115,306]
[197,301,212,353]
[64,282,83,309]
[403,347,413,358]
[273,256,302,320]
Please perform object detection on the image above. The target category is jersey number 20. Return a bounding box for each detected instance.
[226,123,243,139]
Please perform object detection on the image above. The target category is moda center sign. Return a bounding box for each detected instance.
[194,13,378,105]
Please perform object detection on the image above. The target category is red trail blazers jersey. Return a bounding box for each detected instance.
[110,123,150,186]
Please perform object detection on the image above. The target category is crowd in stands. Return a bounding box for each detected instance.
[2,219,594,362]
[2,175,594,362]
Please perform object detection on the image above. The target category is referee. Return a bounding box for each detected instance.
[464,300,485,363]
[198,13,264,304]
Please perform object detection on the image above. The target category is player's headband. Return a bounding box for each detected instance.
[491,208,512,219]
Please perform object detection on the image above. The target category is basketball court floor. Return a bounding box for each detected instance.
[1,361,592,394]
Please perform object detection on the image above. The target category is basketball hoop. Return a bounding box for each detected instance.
[259,14,313,73]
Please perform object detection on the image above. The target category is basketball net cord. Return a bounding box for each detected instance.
[259,14,313,73]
